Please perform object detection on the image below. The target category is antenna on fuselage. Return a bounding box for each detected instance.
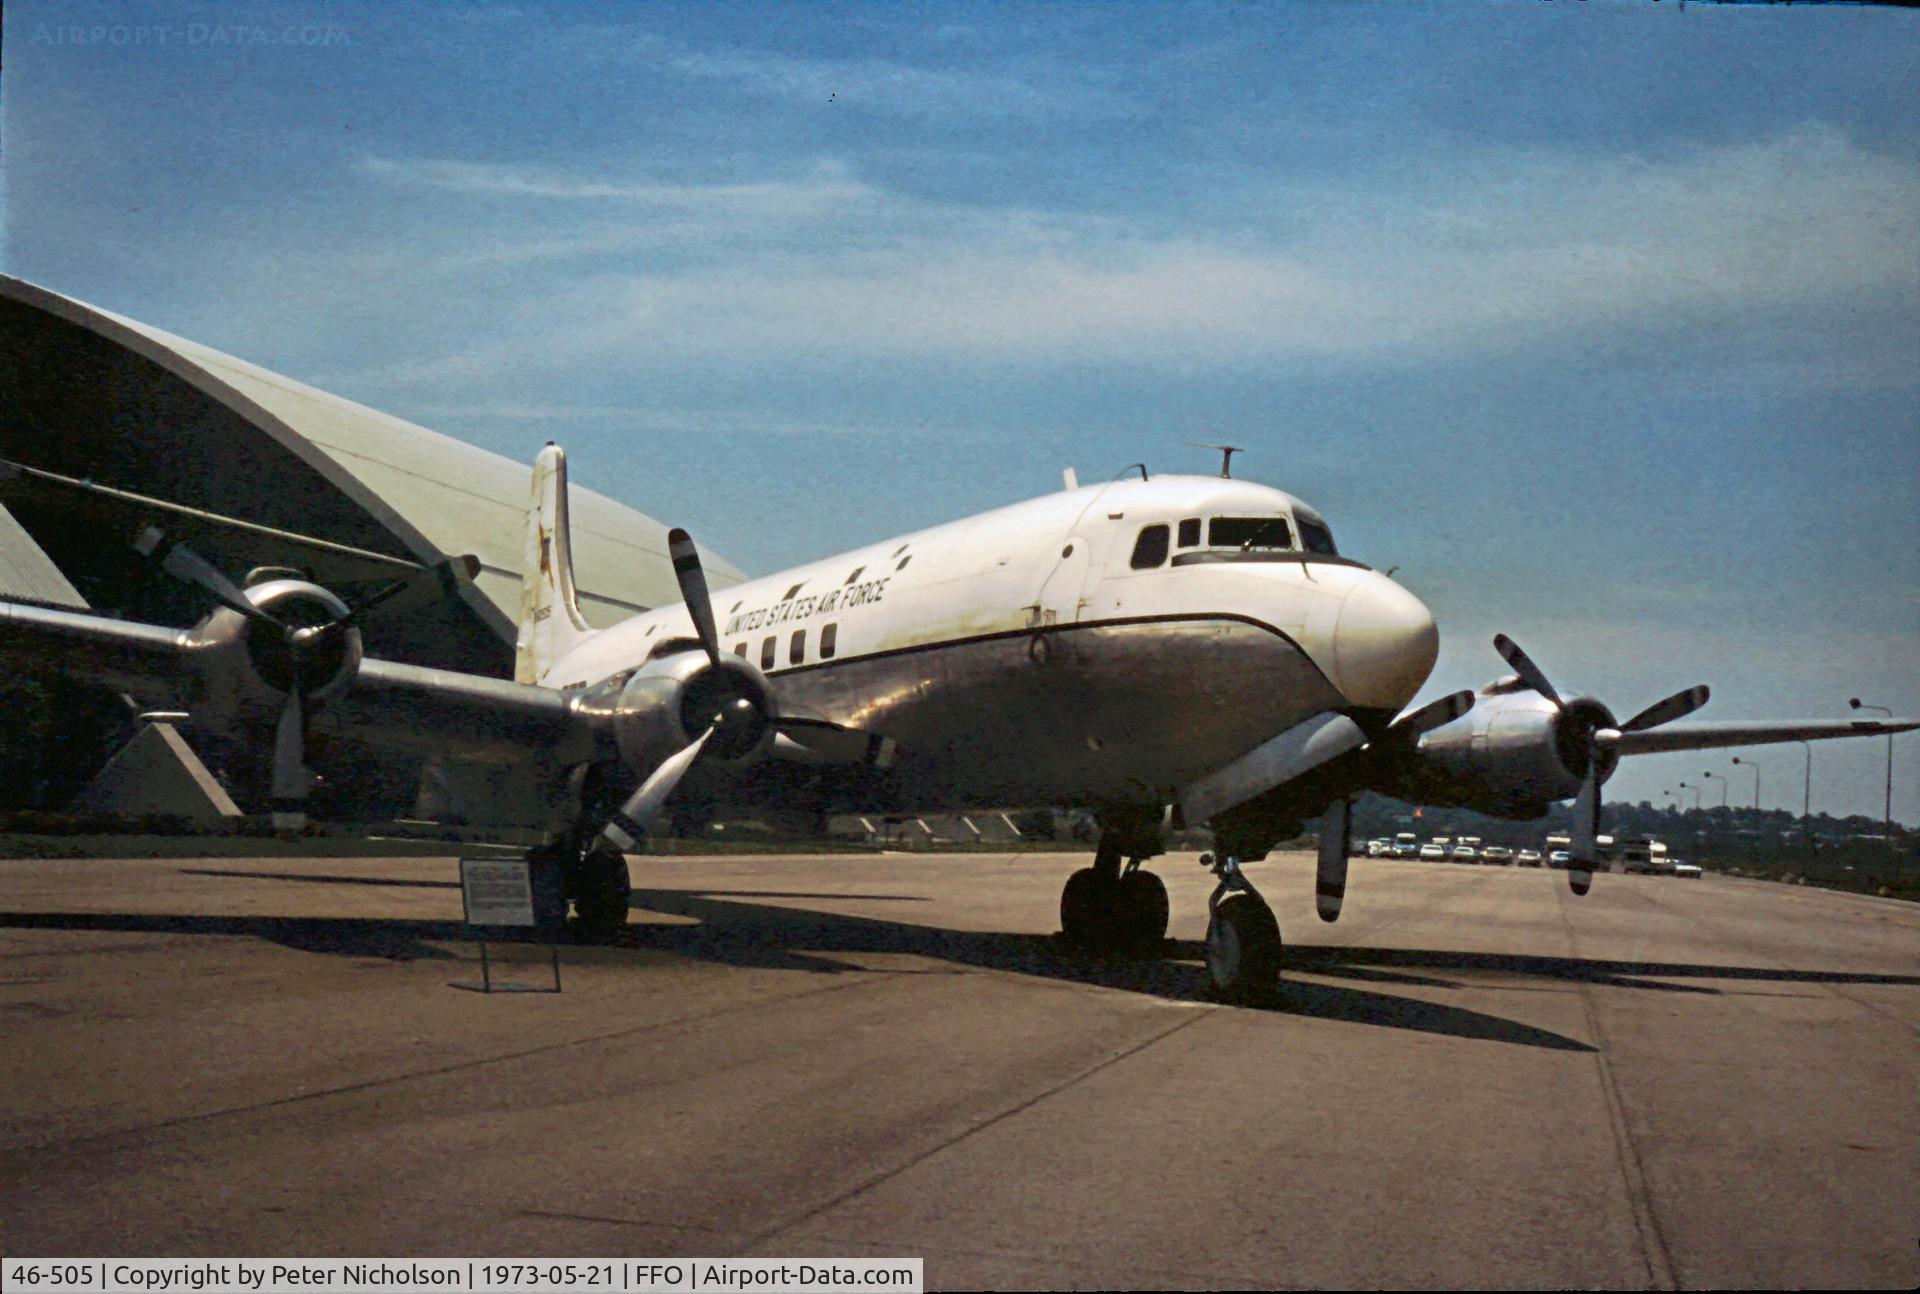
[1187,442,1244,478]
[1118,463,1149,482]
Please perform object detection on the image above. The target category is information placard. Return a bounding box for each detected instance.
[459,857,535,928]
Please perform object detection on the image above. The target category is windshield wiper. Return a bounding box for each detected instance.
[1239,518,1292,552]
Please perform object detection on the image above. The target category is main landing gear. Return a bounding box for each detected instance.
[526,837,632,939]
[1059,839,1169,958]
[1202,852,1282,1004]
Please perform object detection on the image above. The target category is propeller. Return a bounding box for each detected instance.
[595,528,762,854]
[1316,795,1352,923]
[1316,689,1477,923]
[1389,689,1477,740]
[137,528,364,827]
[1492,634,1709,895]
[669,527,722,669]
[136,527,284,628]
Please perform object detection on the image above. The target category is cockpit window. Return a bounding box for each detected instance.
[1297,516,1337,555]
[1177,518,1201,548]
[1130,523,1170,569]
[1209,517,1293,551]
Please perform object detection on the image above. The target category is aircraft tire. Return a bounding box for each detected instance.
[1060,866,1113,948]
[1206,894,1281,1003]
[571,844,633,939]
[1116,869,1169,957]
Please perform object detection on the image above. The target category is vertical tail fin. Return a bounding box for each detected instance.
[516,442,596,685]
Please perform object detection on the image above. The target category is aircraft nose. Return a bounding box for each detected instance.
[1334,572,1438,712]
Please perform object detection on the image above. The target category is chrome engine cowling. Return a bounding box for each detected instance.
[1385,676,1618,817]
[179,579,363,730]
[610,649,778,773]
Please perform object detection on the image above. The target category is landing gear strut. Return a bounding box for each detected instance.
[1060,839,1168,957]
[1203,852,1281,1003]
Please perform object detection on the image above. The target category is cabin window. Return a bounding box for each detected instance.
[1298,516,1338,555]
[760,637,776,669]
[820,623,838,658]
[1177,518,1201,548]
[733,642,747,658]
[1209,517,1293,551]
[789,630,806,665]
[1130,524,1170,569]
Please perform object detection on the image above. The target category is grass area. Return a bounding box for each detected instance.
[1705,841,1920,902]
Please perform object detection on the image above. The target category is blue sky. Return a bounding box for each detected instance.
[4,0,1916,822]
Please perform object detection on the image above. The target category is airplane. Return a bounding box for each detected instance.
[2,444,1914,1002]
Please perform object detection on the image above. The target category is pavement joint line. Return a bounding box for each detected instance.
[518,1209,741,1238]
[1556,882,1680,1292]
[741,1008,1213,1253]
[0,969,900,1161]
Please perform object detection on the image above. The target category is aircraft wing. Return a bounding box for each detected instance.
[1598,717,1920,756]
[0,597,604,768]
[0,600,187,701]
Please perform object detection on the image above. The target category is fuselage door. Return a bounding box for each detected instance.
[1034,536,1093,625]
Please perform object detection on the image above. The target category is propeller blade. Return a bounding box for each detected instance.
[1389,689,1476,738]
[1316,797,1352,923]
[136,527,282,628]
[340,554,480,626]
[1568,768,1601,897]
[598,725,717,853]
[1617,685,1710,733]
[269,686,309,828]
[1493,634,1562,710]
[667,528,722,669]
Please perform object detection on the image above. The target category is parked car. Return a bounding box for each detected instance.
[1451,845,1478,862]
[1547,850,1572,868]
[1394,841,1423,859]
[1516,849,1542,867]
[1672,861,1702,878]
[1481,846,1513,865]
[1418,843,1447,861]
[1366,839,1390,857]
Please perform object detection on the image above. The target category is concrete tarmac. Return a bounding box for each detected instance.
[0,851,1914,1289]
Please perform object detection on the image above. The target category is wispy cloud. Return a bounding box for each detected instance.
[558,29,1140,122]
[358,154,879,215]
[340,125,1918,389]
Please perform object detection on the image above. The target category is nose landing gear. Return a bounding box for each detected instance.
[1060,839,1168,957]
[1203,853,1282,1004]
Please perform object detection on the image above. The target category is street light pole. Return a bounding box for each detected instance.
[1702,770,1728,808]
[1798,741,1813,861]
[1850,699,1894,842]
[1732,756,1764,811]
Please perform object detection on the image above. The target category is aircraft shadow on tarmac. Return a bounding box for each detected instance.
[4,872,1915,1052]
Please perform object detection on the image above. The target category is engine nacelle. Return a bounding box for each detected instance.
[179,579,363,732]
[610,648,777,774]
[1384,675,1618,817]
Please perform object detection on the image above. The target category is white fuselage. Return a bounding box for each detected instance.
[550,475,1438,811]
